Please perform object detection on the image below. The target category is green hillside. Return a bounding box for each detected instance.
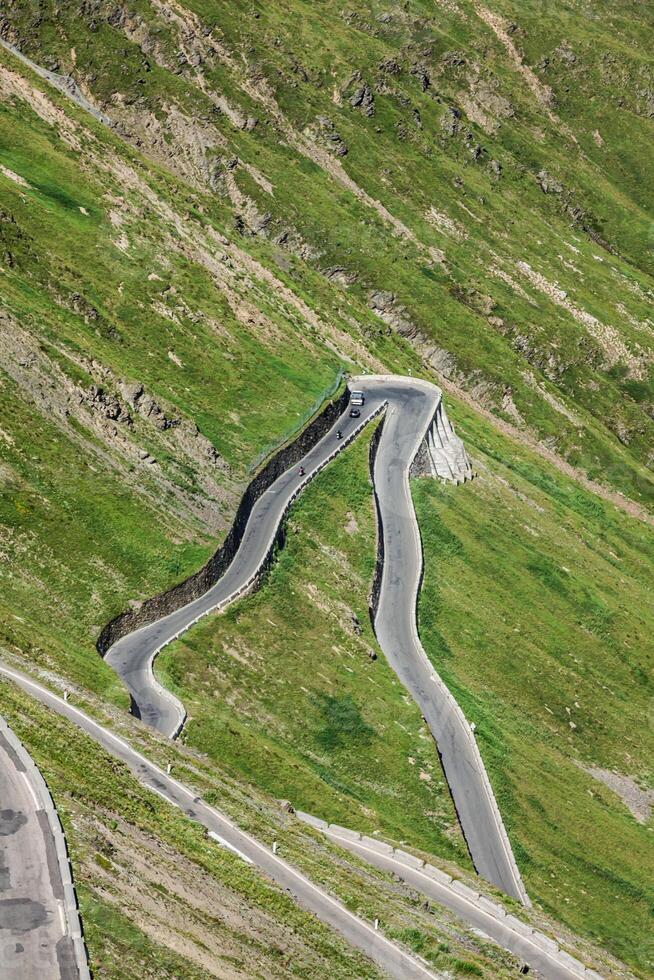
[0,1,652,976]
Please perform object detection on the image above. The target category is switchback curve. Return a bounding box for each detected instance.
[101,375,528,903]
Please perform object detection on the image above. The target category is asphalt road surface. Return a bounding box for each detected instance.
[366,378,530,905]
[0,664,438,980]
[104,375,528,905]
[0,718,78,980]
[309,820,596,980]
[104,386,388,737]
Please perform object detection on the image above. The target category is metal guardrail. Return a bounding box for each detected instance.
[295,811,604,980]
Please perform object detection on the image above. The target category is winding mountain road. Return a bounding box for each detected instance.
[103,375,528,905]
[0,664,438,980]
[104,385,388,737]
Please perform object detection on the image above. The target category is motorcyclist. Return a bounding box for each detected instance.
[299,465,305,476]
[336,429,342,440]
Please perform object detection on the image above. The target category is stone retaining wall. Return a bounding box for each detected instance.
[368,416,386,629]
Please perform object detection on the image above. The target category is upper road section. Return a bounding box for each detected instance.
[105,385,388,737]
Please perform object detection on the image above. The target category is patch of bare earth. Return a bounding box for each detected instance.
[581,766,654,823]
[77,809,330,978]
[473,5,570,136]
[0,61,82,149]
[516,261,650,375]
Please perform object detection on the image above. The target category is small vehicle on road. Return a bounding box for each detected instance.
[349,407,361,418]
[350,390,365,406]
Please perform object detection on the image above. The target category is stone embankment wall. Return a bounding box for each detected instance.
[412,400,473,483]
[98,386,350,654]
[368,417,386,627]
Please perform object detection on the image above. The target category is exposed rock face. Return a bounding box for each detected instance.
[84,384,132,424]
[312,116,348,156]
[537,170,563,194]
[119,380,226,465]
[120,383,179,431]
[441,106,461,136]
[378,58,400,76]
[409,62,430,91]
[425,347,457,379]
[349,82,375,116]
[323,265,358,287]
[368,290,418,338]
[0,310,230,528]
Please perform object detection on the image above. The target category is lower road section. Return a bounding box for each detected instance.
[0,716,88,980]
[0,664,439,980]
[297,812,605,980]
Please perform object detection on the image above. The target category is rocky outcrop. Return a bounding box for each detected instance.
[368,290,419,338]
[349,81,375,116]
[537,170,563,194]
[409,62,430,91]
[119,382,177,431]
[441,106,461,136]
[84,384,132,424]
[0,312,230,526]
[323,265,358,287]
[312,116,348,156]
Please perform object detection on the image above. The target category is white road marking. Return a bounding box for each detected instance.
[208,830,254,864]
[57,899,67,935]
[21,770,42,810]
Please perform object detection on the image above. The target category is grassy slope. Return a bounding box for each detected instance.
[160,409,653,975]
[0,683,381,980]
[2,0,653,507]
[0,51,347,701]
[0,1,652,975]
[415,403,654,975]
